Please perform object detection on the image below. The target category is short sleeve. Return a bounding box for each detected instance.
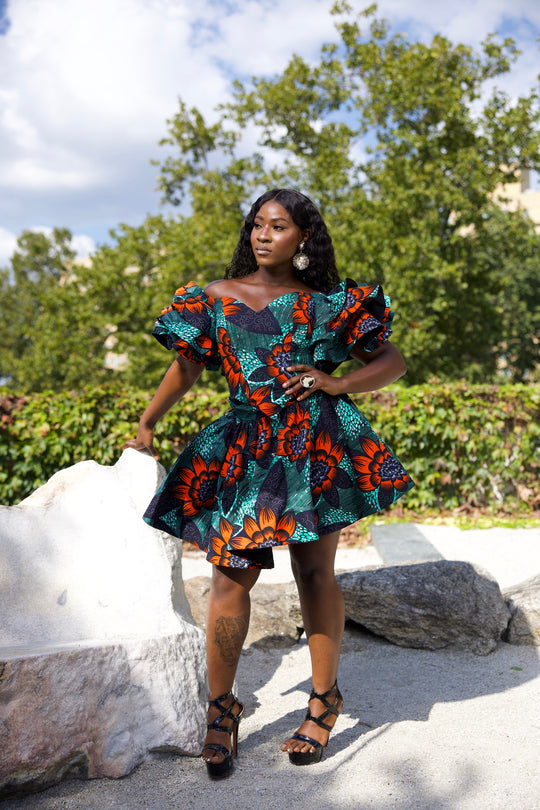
[152,282,221,370]
[313,278,394,369]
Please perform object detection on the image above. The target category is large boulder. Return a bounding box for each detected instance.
[503,575,540,646]
[337,561,511,655]
[184,576,303,648]
[0,450,206,798]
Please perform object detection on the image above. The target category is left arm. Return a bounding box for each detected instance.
[285,341,406,402]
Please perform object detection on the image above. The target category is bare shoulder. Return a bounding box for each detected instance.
[205,279,236,299]
[205,278,251,299]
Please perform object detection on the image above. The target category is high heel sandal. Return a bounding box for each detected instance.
[202,690,244,780]
[288,681,343,766]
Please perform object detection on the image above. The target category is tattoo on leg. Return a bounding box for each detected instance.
[214,614,249,666]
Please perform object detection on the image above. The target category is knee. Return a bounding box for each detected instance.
[291,559,336,591]
[210,567,257,602]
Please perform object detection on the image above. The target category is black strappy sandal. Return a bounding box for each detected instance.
[288,682,343,766]
[202,690,244,780]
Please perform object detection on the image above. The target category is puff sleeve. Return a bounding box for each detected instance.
[151,282,221,370]
[312,278,394,369]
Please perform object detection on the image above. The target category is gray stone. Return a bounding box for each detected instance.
[0,634,206,797]
[503,574,540,646]
[184,576,302,649]
[337,561,511,655]
[0,450,207,797]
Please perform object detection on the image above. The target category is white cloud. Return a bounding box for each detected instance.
[0,224,96,267]
[210,0,336,75]
[0,0,538,247]
[377,0,540,102]
[70,234,96,258]
[0,227,17,267]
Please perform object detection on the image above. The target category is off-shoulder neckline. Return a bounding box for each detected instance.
[198,278,356,315]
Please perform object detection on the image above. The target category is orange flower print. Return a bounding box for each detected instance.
[220,428,248,487]
[352,437,413,507]
[217,327,247,396]
[169,338,204,365]
[246,385,280,416]
[249,415,273,463]
[277,404,312,466]
[292,292,315,337]
[252,333,297,387]
[173,454,221,516]
[207,518,251,568]
[220,298,243,318]
[231,506,296,549]
[170,333,218,366]
[163,283,212,317]
[310,431,346,503]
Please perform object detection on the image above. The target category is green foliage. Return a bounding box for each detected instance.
[154,2,540,384]
[359,383,539,513]
[1,385,538,518]
[1,3,539,392]
[0,385,230,504]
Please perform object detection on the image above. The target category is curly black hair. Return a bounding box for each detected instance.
[225,188,340,293]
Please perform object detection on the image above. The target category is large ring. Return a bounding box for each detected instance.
[300,374,315,389]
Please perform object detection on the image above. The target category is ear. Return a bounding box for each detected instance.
[301,229,310,244]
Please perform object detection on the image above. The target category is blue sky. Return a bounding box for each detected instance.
[0,0,539,265]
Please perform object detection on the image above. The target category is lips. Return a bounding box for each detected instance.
[255,248,271,255]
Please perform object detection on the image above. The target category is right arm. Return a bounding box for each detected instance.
[123,355,203,458]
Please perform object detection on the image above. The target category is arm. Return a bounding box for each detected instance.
[285,341,406,402]
[123,355,203,458]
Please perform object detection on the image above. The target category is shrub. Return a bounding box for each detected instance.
[1,384,538,514]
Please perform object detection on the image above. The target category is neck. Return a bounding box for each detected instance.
[252,267,297,286]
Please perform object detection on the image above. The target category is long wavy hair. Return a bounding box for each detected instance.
[225,188,340,292]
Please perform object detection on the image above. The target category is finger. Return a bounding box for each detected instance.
[123,440,158,458]
[286,365,311,374]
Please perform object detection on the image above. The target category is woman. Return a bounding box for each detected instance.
[124,188,414,779]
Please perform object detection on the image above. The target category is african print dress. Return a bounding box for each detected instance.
[143,279,414,569]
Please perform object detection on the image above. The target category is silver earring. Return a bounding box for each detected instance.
[292,242,309,271]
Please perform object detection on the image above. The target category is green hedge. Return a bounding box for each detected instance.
[1,384,538,515]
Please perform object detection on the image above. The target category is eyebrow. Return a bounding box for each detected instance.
[254,215,290,223]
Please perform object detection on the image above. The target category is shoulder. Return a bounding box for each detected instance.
[205,278,259,300]
[204,279,238,300]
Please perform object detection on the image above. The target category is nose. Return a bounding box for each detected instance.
[258,224,271,241]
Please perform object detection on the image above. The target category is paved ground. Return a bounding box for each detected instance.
[2,525,539,810]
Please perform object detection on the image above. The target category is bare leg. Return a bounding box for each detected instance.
[281,531,345,755]
[202,564,260,766]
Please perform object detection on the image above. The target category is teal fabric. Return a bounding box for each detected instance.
[143,279,414,568]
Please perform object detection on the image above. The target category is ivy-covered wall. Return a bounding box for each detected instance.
[1,384,538,514]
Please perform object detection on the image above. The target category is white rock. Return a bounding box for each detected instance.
[0,449,193,645]
[0,450,207,797]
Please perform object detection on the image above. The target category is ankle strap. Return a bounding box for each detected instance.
[208,690,234,708]
[309,681,340,703]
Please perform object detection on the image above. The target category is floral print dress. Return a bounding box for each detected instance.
[143,279,414,569]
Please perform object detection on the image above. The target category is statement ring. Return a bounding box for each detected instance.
[300,374,315,389]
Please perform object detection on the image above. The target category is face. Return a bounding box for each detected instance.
[250,200,308,271]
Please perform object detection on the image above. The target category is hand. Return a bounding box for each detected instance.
[283,365,343,401]
[122,425,159,459]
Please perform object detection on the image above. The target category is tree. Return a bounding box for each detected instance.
[2,2,539,391]
[156,1,540,383]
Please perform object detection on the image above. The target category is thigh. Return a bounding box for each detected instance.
[288,530,341,576]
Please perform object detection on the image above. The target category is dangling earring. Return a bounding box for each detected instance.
[292,242,309,271]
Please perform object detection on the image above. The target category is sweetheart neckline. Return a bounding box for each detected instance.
[218,291,308,315]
